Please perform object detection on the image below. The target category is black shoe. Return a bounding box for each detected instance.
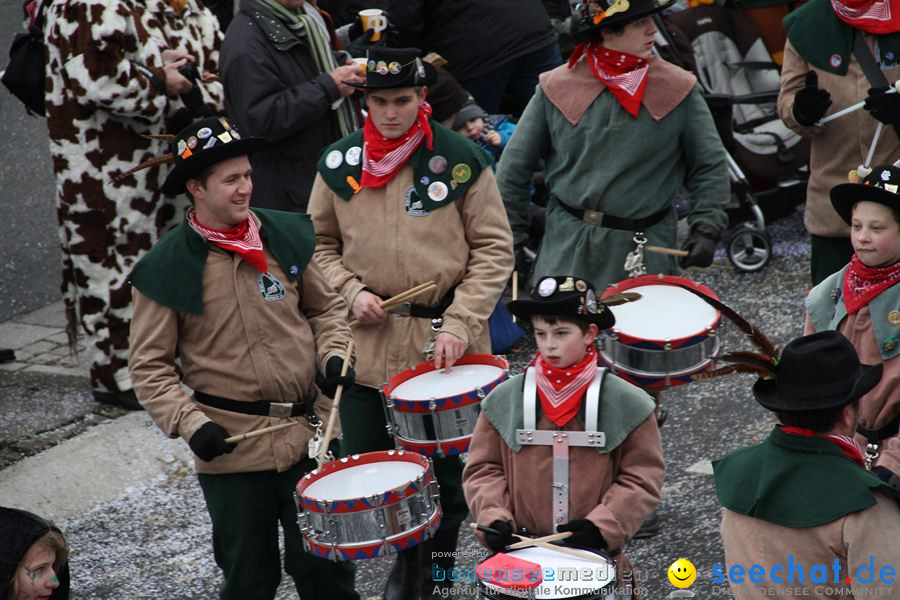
[384,546,423,600]
[633,510,660,539]
[421,527,460,600]
[92,389,144,411]
[0,348,15,363]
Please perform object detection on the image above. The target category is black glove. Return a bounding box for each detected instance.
[484,520,515,552]
[346,27,378,58]
[792,71,832,126]
[864,86,900,127]
[874,466,900,492]
[680,223,720,269]
[316,355,356,398]
[188,421,236,462]
[557,519,607,551]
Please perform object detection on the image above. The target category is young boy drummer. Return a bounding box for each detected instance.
[805,164,900,491]
[462,276,664,596]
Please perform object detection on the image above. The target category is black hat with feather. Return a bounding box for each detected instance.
[508,275,640,328]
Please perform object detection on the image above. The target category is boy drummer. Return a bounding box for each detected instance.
[462,276,664,597]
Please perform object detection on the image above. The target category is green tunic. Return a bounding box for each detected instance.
[497,59,729,291]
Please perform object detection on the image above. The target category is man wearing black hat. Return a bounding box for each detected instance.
[496,0,729,292]
[128,116,360,599]
[714,331,900,599]
[307,47,514,600]
[463,276,663,597]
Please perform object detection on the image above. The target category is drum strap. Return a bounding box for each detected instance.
[517,367,607,529]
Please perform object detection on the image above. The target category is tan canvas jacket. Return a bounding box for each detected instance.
[778,37,900,237]
[307,165,514,388]
[129,238,352,474]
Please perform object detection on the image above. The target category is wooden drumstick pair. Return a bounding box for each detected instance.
[225,282,439,450]
[468,523,605,563]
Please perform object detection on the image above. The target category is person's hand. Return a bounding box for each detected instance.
[484,520,515,552]
[434,331,466,372]
[864,85,900,127]
[201,71,219,83]
[557,519,607,550]
[352,290,387,325]
[330,62,364,97]
[347,27,379,58]
[483,130,502,147]
[188,421,236,462]
[162,49,194,96]
[316,355,356,398]
[680,223,720,269]
[792,71,832,126]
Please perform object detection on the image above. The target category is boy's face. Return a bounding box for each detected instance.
[366,87,426,140]
[532,316,599,368]
[601,16,658,59]
[456,117,485,141]
[850,201,900,267]
[187,155,253,230]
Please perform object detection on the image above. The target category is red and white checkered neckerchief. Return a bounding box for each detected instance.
[831,0,900,33]
[361,102,434,189]
[569,42,650,117]
[187,209,268,274]
[529,345,599,427]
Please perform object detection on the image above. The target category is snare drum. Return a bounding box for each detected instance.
[477,546,618,599]
[295,450,441,560]
[599,274,721,389]
[383,354,509,457]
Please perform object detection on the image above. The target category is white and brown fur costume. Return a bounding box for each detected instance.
[43,0,224,393]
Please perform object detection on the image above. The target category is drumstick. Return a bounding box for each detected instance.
[645,245,689,258]
[506,531,573,549]
[349,281,437,327]
[466,523,598,561]
[317,339,355,465]
[224,421,299,444]
[864,122,884,169]
[511,271,518,323]
[819,81,900,125]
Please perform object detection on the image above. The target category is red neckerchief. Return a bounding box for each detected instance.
[530,345,599,428]
[361,102,434,189]
[568,42,650,117]
[188,209,268,274]
[780,426,866,468]
[842,254,900,314]
[831,0,900,34]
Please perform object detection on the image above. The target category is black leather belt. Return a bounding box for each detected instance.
[553,195,671,231]
[377,286,456,319]
[194,388,321,425]
[858,414,900,444]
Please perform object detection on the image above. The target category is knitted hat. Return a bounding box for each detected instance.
[451,102,486,131]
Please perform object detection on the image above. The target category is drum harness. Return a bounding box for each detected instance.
[858,414,900,472]
[374,286,457,360]
[515,365,608,530]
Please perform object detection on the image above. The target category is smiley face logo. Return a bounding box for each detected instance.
[667,558,696,588]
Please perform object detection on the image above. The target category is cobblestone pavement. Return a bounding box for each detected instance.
[0,206,812,599]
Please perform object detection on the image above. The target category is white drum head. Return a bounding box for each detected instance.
[608,284,718,339]
[481,546,616,599]
[392,364,502,400]
[303,460,424,501]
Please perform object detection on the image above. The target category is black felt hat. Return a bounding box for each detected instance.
[348,47,437,90]
[753,331,882,412]
[160,116,266,196]
[830,164,900,225]
[573,0,675,36]
[507,275,616,328]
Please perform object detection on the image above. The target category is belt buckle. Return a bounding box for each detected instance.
[269,403,294,419]
[583,209,605,227]
[390,302,412,317]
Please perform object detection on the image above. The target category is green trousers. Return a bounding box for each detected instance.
[811,234,853,286]
[338,384,469,530]
[198,458,359,600]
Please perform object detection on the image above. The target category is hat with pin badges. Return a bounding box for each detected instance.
[507,275,617,328]
[831,163,900,225]
[347,47,437,90]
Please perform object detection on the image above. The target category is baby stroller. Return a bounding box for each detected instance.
[656,0,809,272]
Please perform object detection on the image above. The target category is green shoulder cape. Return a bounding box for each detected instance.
[316,120,492,212]
[784,0,900,76]
[128,208,315,314]
[714,426,900,528]
[480,371,656,454]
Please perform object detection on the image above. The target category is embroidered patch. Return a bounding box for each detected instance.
[258,272,286,302]
[404,185,429,216]
[451,163,471,184]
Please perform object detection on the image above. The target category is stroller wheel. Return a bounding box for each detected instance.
[726,223,771,272]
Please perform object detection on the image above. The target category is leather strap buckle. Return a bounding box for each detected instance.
[583,209,605,227]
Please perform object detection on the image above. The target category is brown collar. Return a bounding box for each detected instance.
[539,56,697,125]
